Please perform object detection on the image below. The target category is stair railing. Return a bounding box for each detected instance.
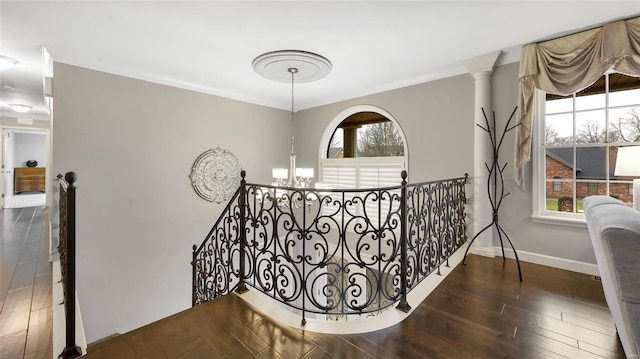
[192,170,468,324]
[57,172,83,359]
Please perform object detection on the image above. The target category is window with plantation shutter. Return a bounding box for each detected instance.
[319,160,357,220]
[359,162,404,227]
[320,162,357,189]
[319,107,408,227]
[320,157,405,188]
[319,157,406,226]
[359,162,404,188]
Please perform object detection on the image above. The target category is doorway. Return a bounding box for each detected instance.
[2,128,48,209]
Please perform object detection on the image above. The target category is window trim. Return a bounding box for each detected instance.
[532,73,640,226]
[318,105,409,166]
[319,105,409,229]
[532,88,590,227]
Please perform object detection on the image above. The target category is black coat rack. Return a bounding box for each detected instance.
[462,107,522,282]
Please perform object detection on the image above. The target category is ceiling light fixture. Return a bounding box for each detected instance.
[0,55,18,70]
[252,50,332,188]
[9,104,33,113]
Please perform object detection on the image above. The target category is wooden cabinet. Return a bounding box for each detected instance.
[14,167,46,194]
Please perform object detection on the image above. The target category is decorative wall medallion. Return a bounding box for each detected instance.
[189,147,242,203]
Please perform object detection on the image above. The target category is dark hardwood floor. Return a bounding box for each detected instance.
[0,205,624,358]
[84,254,624,358]
[0,206,53,359]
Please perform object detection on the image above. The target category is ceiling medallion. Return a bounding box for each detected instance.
[252,50,332,83]
[189,147,242,204]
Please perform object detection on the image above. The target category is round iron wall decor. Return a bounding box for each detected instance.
[189,147,242,204]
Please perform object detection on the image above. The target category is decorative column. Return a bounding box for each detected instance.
[461,51,502,258]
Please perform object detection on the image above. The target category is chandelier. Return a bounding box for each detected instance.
[252,50,332,188]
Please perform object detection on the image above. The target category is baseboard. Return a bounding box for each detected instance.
[495,246,600,276]
[87,333,122,349]
[468,245,497,258]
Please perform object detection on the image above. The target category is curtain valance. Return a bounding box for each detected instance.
[516,16,640,187]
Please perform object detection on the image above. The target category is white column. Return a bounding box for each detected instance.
[461,51,502,258]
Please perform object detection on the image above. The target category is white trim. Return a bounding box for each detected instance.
[0,111,50,122]
[532,89,547,219]
[495,246,599,276]
[318,104,409,162]
[468,246,498,258]
[531,214,587,228]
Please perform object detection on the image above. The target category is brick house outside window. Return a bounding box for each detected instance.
[545,147,633,211]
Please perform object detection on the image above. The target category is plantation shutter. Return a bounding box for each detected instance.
[320,158,406,226]
[359,163,404,188]
[359,162,404,227]
[320,162,357,189]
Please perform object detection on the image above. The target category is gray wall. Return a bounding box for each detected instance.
[491,63,594,263]
[14,132,46,168]
[295,73,475,182]
[52,60,597,344]
[52,63,290,343]
[296,61,595,265]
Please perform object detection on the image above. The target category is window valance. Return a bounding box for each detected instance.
[516,16,640,187]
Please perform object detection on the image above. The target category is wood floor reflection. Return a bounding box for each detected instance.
[0,207,53,359]
[0,205,625,358]
[84,254,624,358]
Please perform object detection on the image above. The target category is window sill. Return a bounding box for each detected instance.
[531,214,587,228]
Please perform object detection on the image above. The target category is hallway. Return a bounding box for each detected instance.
[0,207,53,358]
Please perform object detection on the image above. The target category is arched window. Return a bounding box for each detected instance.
[319,105,408,189]
[327,112,404,159]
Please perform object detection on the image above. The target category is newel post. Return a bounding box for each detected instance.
[236,170,248,294]
[396,170,411,313]
[191,244,197,307]
[59,172,82,359]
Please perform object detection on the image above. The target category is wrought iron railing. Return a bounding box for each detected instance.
[192,170,468,324]
[57,172,82,359]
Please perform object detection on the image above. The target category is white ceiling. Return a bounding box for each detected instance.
[1,1,639,121]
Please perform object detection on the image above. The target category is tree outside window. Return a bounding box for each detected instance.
[327,112,404,159]
[357,122,404,157]
[541,73,640,216]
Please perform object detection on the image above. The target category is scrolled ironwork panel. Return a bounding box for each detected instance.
[192,174,468,321]
[192,190,243,305]
[405,177,468,289]
[58,186,68,294]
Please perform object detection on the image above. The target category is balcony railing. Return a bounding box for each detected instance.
[192,170,468,325]
[57,172,83,359]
